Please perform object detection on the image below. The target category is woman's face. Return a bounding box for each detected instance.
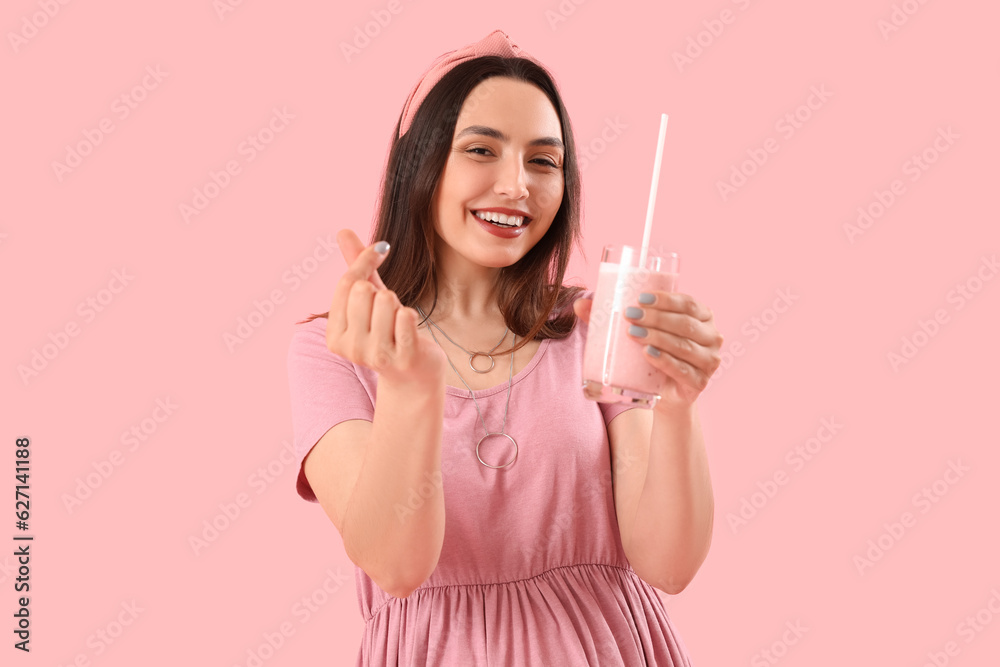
[430,76,565,271]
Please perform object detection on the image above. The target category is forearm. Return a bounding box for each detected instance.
[342,375,446,597]
[628,403,714,594]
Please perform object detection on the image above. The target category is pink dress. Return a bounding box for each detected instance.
[287,304,695,666]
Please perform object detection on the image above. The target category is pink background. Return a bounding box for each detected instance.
[4,1,999,665]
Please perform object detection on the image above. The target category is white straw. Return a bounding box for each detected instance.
[639,114,669,267]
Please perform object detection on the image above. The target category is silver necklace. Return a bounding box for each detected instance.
[418,307,518,469]
[416,306,509,374]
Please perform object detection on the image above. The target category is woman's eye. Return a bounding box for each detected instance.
[531,158,560,169]
[464,147,560,169]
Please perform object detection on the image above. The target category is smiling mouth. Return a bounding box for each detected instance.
[472,210,530,228]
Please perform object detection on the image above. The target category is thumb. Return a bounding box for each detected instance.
[336,228,388,289]
[573,297,592,325]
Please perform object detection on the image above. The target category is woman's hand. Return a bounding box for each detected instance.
[326,229,446,385]
[574,292,723,411]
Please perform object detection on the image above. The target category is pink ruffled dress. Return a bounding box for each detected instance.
[287,306,695,666]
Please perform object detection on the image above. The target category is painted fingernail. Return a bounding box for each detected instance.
[625,307,643,320]
[374,241,390,254]
[646,345,661,357]
[638,293,655,305]
[628,325,648,338]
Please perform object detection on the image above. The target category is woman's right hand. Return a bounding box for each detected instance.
[326,229,446,386]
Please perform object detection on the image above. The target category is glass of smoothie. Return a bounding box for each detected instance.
[582,245,680,408]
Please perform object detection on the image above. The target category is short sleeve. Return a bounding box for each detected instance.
[598,399,642,425]
[286,318,376,502]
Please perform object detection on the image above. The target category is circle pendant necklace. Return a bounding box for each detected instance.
[416,306,518,469]
[417,306,509,374]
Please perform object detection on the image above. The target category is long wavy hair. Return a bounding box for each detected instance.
[298,56,583,352]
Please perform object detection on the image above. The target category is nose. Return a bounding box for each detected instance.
[494,156,528,200]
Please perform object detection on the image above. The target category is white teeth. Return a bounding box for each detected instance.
[474,210,524,227]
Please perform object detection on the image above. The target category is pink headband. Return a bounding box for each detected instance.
[396,29,539,138]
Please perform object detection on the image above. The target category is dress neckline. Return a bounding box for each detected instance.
[444,337,552,398]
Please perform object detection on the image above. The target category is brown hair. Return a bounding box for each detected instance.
[297,56,583,352]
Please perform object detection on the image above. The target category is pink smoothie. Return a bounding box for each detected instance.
[583,263,678,401]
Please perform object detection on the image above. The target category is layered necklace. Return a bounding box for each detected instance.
[416,306,518,469]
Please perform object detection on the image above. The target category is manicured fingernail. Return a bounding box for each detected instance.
[374,241,390,254]
[628,325,648,338]
[638,293,655,305]
[625,307,643,320]
[646,345,661,357]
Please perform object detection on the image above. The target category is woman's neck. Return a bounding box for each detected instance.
[423,274,501,323]
[423,243,504,324]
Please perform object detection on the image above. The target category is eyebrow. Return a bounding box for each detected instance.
[455,125,564,151]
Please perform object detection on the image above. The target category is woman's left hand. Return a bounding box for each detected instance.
[574,292,723,412]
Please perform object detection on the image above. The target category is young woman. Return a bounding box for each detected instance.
[287,29,722,666]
